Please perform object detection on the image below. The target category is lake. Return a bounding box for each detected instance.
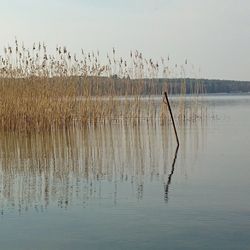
[0,95,250,250]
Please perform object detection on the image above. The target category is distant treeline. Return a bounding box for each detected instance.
[111,78,250,95]
[198,79,250,94]
[1,76,250,96]
[132,78,250,95]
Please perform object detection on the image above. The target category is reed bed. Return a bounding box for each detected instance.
[0,40,205,132]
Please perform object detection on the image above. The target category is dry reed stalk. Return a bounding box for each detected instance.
[0,40,205,132]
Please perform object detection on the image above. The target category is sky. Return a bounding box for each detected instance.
[0,0,250,80]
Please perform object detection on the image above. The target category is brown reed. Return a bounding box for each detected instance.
[0,40,205,132]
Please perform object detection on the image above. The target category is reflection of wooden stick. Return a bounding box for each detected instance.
[165,144,179,201]
[164,91,179,147]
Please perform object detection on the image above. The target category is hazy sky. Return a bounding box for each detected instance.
[0,0,250,80]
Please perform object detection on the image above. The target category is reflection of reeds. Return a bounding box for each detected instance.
[0,119,206,213]
[0,40,205,132]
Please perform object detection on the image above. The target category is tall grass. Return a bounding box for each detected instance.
[0,40,205,131]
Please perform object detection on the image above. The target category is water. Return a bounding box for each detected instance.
[0,95,250,249]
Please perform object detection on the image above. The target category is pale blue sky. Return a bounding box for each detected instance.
[0,0,250,80]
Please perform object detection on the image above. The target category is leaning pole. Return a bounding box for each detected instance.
[164,91,179,147]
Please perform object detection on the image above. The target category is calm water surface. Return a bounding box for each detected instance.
[0,95,250,250]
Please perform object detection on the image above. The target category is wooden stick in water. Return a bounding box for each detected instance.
[164,91,179,147]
